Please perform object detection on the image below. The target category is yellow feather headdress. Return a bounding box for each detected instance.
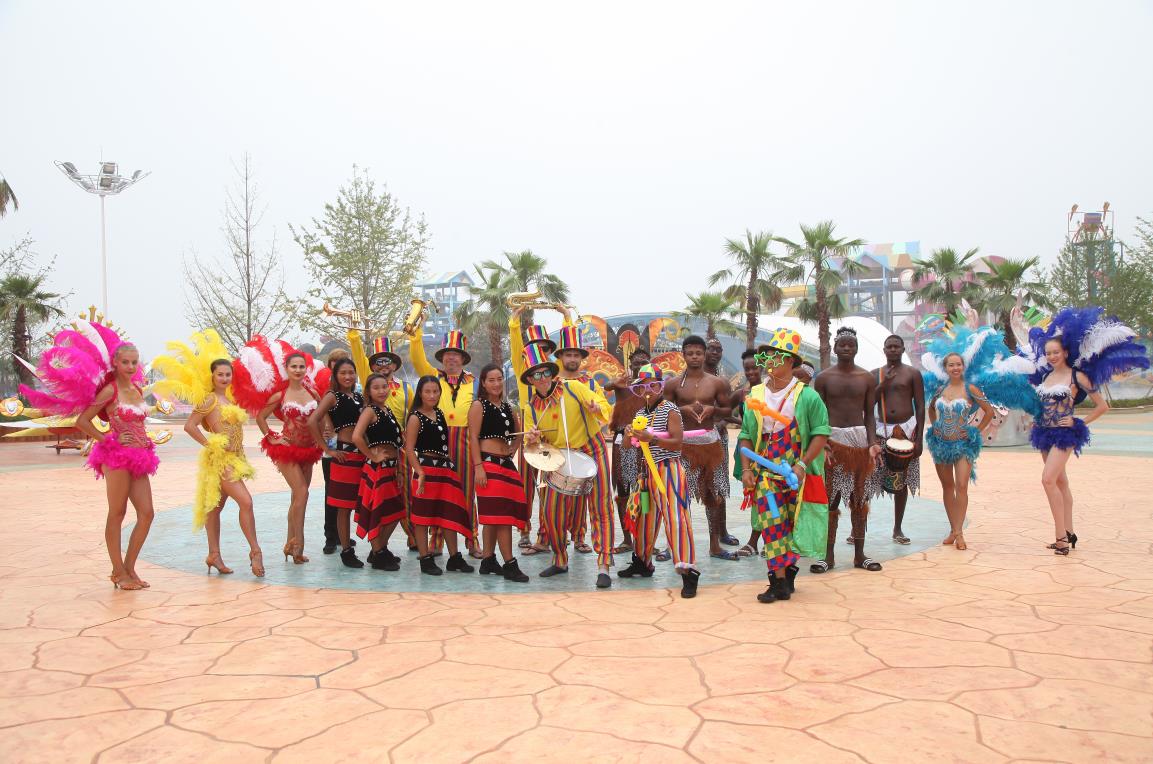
[151,329,234,408]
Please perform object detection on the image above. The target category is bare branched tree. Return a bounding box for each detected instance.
[182,155,294,353]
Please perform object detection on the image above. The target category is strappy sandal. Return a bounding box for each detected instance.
[575,542,594,554]
[953,534,967,551]
[809,560,833,574]
[736,543,756,558]
[855,557,883,571]
[1053,536,1071,556]
[844,535,857,545]
[612,541,633,554]
[655,548,672,562]
[522,544,547,556]
[518,536,533,549]
[710,550,740,561]
[249,549,265,577]
[892,534,911,545]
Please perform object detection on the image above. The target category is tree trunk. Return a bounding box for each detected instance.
[707,319,717,340]
[489,323,503,367]
[815,260,830,369]
[1000,310,1015,351]
[745,269,758,349]
[12,306,34,387]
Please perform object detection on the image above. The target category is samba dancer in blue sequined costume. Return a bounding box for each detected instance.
[921,327,1037,551]
[1013,306,1149,555]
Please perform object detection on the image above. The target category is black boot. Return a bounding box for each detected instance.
[617,553,654,578]
[371,548,400,571]
[771,573,792,601]
[419,554,442,576]
[757,572,777,603]
[479,555,502,575]
[502,558,530,583]
[680,568,700,599]
[340,547,364,568]
[786,564,799,594]
[445,552,475,573]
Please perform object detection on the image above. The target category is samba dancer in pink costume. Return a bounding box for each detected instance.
[22,322,158,590]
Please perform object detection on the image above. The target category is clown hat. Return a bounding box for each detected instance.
[434,330,472,364]
[764,327,804,358]
[553,325,589,359]
[524,324,557,354]
[368,336,402,368]
[631,363,664,385]
[520,343,560,384]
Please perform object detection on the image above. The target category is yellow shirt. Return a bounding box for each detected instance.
[408,334,474,428]
[347,329,413,425]
[521,380,609,451]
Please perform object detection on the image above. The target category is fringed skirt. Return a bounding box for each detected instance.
[410,454,472,538]
[193,435,256,529]
[475,454,529,530]
[356,458,404,540]
[926,425,982,481]
[1030,418,1090,456]
[87,437,159,480]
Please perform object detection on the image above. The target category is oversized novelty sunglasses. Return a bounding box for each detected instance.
[371,357,395,367]
[754,350,791,369]
[629,380,664,395]
[529,369,554,380]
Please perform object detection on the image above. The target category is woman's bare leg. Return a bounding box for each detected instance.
[124,475,155,584]
[220,480,259,552]
[935,462,958,543]
[104,470,131,578]
[1041,448,1073,539]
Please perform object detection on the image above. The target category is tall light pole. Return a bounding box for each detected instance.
[55,161,149,316]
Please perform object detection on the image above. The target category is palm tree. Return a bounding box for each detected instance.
[0,273,63,386]
[976,256,1052,349]
[675,291,743,340]
[774,221,867,368]
[0,176,17,219]
[454,265,515,366]
[908,247,985,318]
[480,249,569,325]
[708,230,786,349]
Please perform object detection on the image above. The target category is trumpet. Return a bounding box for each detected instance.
[322,302,364,332]
[506,291,578,322]
[402,297,438,337]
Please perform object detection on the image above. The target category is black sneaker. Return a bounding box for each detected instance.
[445,552,475,573]
[323,543,338,555]
[595,573,612,589]
[680,568,700,599]
[419,554,442,576]
[478,555,502,575]
[617,553,654,578]
[539,565,568,578]
[340,548,364,569]
[502,558,530,583]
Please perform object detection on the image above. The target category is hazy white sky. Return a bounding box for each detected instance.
[2,0,1151,357]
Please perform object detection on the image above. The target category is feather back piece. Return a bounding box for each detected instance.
[1024,306,1150,395]
[230,335,330,415]
[151,329,233,409]
[18,320,142,416]
[921,326,1038,414]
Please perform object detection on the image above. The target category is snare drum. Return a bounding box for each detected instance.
[544,449,598,496]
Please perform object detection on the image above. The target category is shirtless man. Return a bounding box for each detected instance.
[705,338,739,547]
[812,327,883,572]
[608,348,651,552]
[869,334,925,544]
[665,335,735,560]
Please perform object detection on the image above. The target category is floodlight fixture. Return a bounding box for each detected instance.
[54,160,151,315]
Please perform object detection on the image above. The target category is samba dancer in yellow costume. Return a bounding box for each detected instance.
[153,330,263,577]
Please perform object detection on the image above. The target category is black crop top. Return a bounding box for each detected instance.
[478,399,515,444]
[330,391,364,432]
[410,409,450,456]
[365,404,402,449]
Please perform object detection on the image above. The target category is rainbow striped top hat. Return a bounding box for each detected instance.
[435,330,472,364]
[520,343,560,385]
[553,325,589,358]
[368,336,402,368]
[524,324,556,353]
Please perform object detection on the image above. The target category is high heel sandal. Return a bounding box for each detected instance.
[205,552,234,575]
[953,533,967,551]
[109,573,144,591]
[283,540,295,561]
[250,549,265,577]
[291,541,309,565]
[1047,532,1077,550]
[1052,536,1071,556]
[942,532,956,546]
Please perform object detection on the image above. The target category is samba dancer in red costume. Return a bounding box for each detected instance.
[232,337,328,565]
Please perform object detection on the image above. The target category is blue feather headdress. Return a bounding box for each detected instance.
[921,326,1039,415]
[1022,307,1149,402]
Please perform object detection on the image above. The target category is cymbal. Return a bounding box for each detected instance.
[523,442,565,472]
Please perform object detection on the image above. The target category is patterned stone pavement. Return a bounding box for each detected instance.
[2,413,1152,763]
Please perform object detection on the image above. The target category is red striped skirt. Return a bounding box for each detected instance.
[476,454,529,530]
[410,454,472,538]
[356,458,404,540]
[328,449,365,510]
